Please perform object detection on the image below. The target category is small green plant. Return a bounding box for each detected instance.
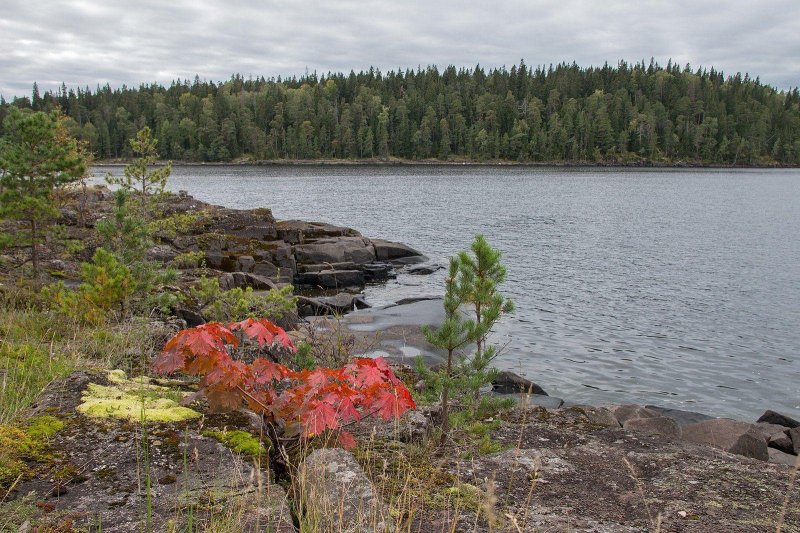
[171,250,205,269]
[419,235,513,441]
[148,211,200,239]
[190,276,297,323]
[106,126,172,207]
[45,247,133,325]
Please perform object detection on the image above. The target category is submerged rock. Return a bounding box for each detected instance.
[610,404,658,425]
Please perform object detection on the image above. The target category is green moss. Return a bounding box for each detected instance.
[0,416,66,487]
[77,370,200,423]
[25,415,65,440]
[202,429,270,457]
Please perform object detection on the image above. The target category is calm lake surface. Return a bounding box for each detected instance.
[97,165,800,420]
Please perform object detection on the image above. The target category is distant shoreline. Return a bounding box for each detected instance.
[92,158,799,169]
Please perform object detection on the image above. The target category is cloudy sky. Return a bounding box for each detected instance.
[1,0,798,99]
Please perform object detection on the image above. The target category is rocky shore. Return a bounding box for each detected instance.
[1,187,798,531]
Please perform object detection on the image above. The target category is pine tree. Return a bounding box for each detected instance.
[0,108,87,275]
[422,257,476,442]
[456,235,515,399]
[106,126,171,206]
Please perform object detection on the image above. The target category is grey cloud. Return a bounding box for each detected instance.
[1,0,798,99]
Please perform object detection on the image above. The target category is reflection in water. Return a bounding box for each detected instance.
[95,165,800,419]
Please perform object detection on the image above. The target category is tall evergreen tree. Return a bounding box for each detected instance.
[0,108,87,275]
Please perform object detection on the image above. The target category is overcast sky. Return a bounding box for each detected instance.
[1,0,799,99]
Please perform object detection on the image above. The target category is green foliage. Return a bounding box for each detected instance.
[0,107,87,274]
[45,247,133,325]
[172,250,205,269]
[190,275,297,323]
[3,62,799,165]
[95,189,151,263]
[201,429,269,457]
[106,126,172,202]
[94,188,181,316]
[421,235,513,439]
[148,210,200,239]
[0,341,73,423]
[289,341,316,371]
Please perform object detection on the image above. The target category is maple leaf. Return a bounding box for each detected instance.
[205,388,243,413]
[335,396,361,423]
[151,349,186,374]
[337,431,357,450]
[251,358,287,384]
[230,318,296,352]
[373,388,415,420]
[304,401,338,436]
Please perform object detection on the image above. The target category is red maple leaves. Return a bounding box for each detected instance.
[151,318,416,449]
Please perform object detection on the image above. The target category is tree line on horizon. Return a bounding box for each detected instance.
[2,60,799,165]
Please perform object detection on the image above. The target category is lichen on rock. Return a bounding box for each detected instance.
[77,370,200,423]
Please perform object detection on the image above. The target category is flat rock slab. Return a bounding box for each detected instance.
[443,406,800,532]
[13,372,294,532]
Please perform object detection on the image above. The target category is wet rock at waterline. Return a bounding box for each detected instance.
[297,293,371,317]
[756,409,799,428]
[609,404,659,426]
[491,370,548,395]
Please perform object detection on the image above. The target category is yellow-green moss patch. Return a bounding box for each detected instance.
[77,370,200,423]
[203,429,269,457]
[0,416,65,487]
[25,415,65,440]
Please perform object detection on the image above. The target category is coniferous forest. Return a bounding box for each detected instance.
[3,60,799,165]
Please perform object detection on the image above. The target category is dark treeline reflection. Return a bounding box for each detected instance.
[5,60,800,165]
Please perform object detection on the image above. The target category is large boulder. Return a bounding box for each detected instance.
[293,237,376,265]
[300,448,392,532]
[192,207,277,241]
[682,419,769,461]
[768,448,799,466]
[756,410,799,428]
[296,269,365,290]
[370,239,426,262]
[791,427,800,455]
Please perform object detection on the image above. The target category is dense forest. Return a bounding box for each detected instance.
[2,60,799,165]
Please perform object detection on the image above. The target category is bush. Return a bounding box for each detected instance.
[190,276,297,323]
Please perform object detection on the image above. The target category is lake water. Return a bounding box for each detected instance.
[96,165,800,420]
